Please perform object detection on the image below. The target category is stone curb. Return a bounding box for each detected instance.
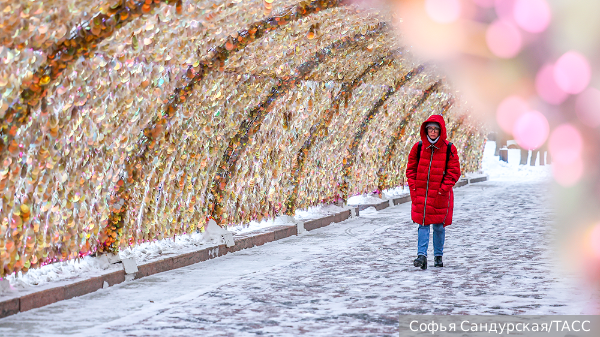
[0,175,488,318]
[455,178,469,188]
[468,175,488,184]
[0,210,352,318]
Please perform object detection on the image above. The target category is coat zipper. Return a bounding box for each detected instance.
[422,146,435,225]
[441,145,452,225]
[442,192,451,225]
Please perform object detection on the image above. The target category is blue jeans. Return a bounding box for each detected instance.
[417,224,445,257]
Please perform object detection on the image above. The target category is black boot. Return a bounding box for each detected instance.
[413,255,427,270]
[434,256,443,267]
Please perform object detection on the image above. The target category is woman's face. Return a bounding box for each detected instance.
[427,126,440,139]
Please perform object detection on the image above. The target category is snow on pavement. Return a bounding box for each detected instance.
[0,176,596,336]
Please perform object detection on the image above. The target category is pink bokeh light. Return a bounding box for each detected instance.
[494,0,516,22]
[513,110,549,150]
[486,20,522,58]
[513,0,552,33]
[576,88,600,128]
[548,124,583,165]
[591,224,600,259]
[496,95,528,133]
[536,63,569,105]
[550,123,585,187]
[472,0,494,8]
[554,51,592,95]
[425,0,462,24]
[552,158,584,187]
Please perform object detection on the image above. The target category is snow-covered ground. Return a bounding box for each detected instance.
[0,140,597,336]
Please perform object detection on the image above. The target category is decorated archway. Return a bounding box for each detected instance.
[0,0,484,277]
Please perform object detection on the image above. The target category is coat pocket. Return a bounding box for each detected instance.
[409,187,416,203]
[433,190,450,209]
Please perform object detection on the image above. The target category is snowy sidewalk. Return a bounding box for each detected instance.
[0,179,596,336]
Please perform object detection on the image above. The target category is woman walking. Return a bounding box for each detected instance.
[406,115,461,270]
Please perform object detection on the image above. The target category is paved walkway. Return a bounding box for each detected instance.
[0,180,594,336]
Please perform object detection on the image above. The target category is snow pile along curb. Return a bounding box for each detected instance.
[0,209,354,318]
[0,176,487,319]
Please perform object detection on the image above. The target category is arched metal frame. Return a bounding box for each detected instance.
[284,53,397,214]
[100,0,348,251]
[0,0,350,253]
[1,0,173,150]
[338,65,426,201]
[206,23,388,224]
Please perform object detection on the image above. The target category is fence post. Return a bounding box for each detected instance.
[499,148,508,162]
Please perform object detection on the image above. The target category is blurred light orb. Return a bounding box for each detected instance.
[486,20,522,58]
[549,124,583,165]
[553,158,584,187]
[494,0,516,22]
[513,110,549,150]
[536,63,569,105]
[393,0,466,60]
[472,0,494,8]
[513,0,552,33]
[576,88,600,128]
[591,224,600,259]
[496,95,528,133]
[554,51,592,95]
[425,0,462,23]
[548,124,585,187]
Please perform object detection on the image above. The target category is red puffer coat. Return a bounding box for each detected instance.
[406,115,461,226]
